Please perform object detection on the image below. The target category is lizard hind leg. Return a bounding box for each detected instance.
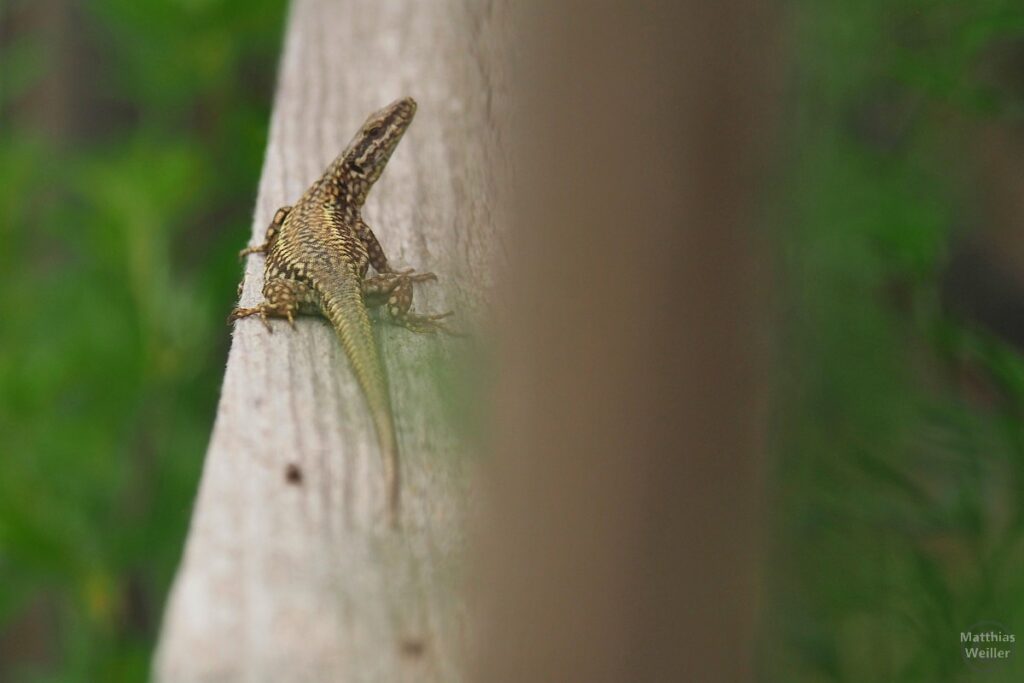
[363,273,459,335]
[228,276,318,332]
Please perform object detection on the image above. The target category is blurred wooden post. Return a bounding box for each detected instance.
[153,0,505,680]
[473,1,776,681]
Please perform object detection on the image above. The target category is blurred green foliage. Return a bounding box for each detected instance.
[768,1,1024,681]
[0,0,286,680]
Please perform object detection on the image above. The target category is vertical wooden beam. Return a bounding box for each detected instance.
[474,1,776,681]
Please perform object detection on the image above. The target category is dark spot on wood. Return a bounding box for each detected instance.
[285,463,303,485]
[399,636,426,659]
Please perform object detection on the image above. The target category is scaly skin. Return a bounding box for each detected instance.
[229,97,456,528]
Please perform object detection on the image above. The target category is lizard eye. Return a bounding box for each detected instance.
[366,124,383,136]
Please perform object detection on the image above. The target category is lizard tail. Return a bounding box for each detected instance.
[318,276,401,527]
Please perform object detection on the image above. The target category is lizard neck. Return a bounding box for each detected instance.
[318,167,372,212]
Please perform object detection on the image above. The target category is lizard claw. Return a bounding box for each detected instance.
[431,313,468,337]
[409,272,438,284]
[398,311,465,337]
[389,268,436,284]
[228,305,274,333]
[239,244,266,260]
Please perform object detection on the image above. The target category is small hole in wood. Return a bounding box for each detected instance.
[399,636,426,659]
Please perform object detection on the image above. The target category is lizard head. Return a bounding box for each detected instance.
[342,97,417,187]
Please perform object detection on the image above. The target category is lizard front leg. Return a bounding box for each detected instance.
[239,206,292,258]
[355,218,393,274]
[228,276,318,331]
[234,207,293,299]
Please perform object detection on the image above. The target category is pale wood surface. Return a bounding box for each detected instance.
[154,0,505,680]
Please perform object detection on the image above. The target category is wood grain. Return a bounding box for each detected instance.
[153,1,506,680]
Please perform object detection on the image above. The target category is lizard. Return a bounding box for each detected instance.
[228,97,456,528]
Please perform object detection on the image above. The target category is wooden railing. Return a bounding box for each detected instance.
[154,0,505,679]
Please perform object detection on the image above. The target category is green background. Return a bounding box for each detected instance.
[765,1,1024,682]
[0,0,287,680]
[3,0,1024,681]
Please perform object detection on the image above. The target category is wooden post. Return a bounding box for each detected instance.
[153,0,506,680]
[472,1,775,681]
